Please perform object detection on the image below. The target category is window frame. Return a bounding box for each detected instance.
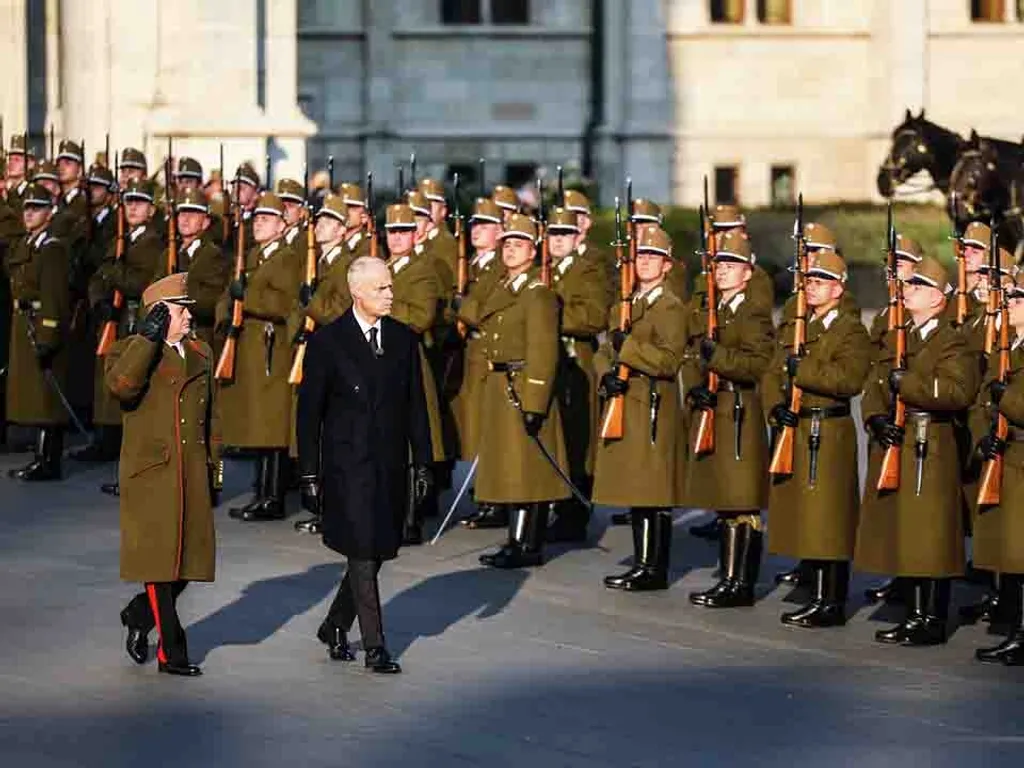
[714,165,740,207]
[441,0,530,26]
[970,0,1007,22]
[756,0,792,25]
[770,164,796,208]
[709,0,745,25]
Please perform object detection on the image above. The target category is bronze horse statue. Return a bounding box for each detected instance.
[948,130,1024,253]
[877,109,965,198]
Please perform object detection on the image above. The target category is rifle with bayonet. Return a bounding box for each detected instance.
[769,194,806,477]
[288,163,316,385]
[478,158,486,197]
[453,172,468,337]
[693,177,719,456]
[978,219,1008,506]
[165,137,177,274]
[556,165,564,207]
[537,174,550,287]
[215,170,247,381]
[950,191,968,325]
[877,202,905,491]
[409,153,417,190]
[220,144,231,245]
[96,150,125,357]
[367,172,378,259]
[598,190,632,441]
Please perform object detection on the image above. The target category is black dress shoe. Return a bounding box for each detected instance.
[604,566,646,590]
[479,544,543,569]
[100,482,120,496]
[12,461,61,482]
[898,616,947,646]
[234,498,285,522]
[364,646,401,674]
[120,612,149,664]
[874,622,908,645]
[689,580,755,608]
[317,624,355,662]
[158,661,203,677]
[781,601,846,629]
[463,504,508,530]
[688,518,722,541]
[976,633,1024,665]
[959,591,1000,625]
[604,567,667,592]
[294,515,321,534]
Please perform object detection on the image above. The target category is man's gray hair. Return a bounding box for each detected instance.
[347,255,387,293]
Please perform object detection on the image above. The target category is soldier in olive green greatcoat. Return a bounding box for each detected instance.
[684,229,775,608]
[383,203,449,545]
[595,227,689,591]
[855,257,980,647]
[110,272,219,677]
[86,179,165,487]
[173,188,231,351]
[218,192,302,522]
[454,198,508,530]
[762,251,872,627]
[337,182,372,260]
[565,190,616,295]
[4,183,71,481]
[277,178,307,252]
[947,221,991,350]
[459,213,570,569]
[418,177,459,287]
[3,134,34,215]
[545,207,609,543]
[970,274,1024,666]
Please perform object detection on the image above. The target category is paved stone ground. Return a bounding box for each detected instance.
[2,447,1024,768]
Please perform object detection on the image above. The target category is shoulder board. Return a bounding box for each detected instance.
[262,240,280,259]
[822,308,839,329]
[646,285,664,306]
[527,280,545,290]
[391,255,411,274]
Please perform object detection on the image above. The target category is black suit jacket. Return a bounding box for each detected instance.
[297,309,432,560]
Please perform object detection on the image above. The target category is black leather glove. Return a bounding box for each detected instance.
[700,337,717,363]
[785,354,801,379]
[35,344,57,370]
[292,327,309,346]
[598,371,628,398]
[139,302,170,343]
[16,298,33,312]
[451,294,463,313]
[95,297,116,323]
[866,414,889,445]
[989,379,1008,405]
[888,368,905,395]
[412,465,433,506]
[688,385,718,411]
[298,474,320,515]
[770,403,799,428]
[298,282,314,308]
[228,277,246,302]
[610,329,628,353]
[880,422,906,448]
[522,411,544,437]
[978,433,1008,460]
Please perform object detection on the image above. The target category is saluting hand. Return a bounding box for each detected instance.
[139,302,170,343]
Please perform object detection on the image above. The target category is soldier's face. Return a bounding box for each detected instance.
[904,283,943,314]
[386,228,415,256]
[635,251,672,284]
[22,204,52,233]
[548,231,578,260]
[6,154,25,177]
[471,221,499,251]
[964,245,986,274]
[1009,296,1024,328]
[57,158,80,183]
[177,177,201,192]
[177,210,208,238]
[429,201,447,226]
[806,277,843,309]
[714,261,752,293]
[414,216,430,243]
[125,200,154,226]
[282,200,304,227]
[577,213,591,236]
[501,208,516,226]
[896,260,915,281]
[236,182,258,207]
[253,212,285,243]
[164,302,192,343]
[315,216,345,244]
[39,179,60,197]
[502,237,534,273]
[345,206,364,230]
[119,167,145,186]
[88,183,110,207]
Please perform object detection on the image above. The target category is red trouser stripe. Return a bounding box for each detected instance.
[145,583,168,664]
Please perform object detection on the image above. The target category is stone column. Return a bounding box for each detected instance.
[264,0,317,181]
[0,0,29,137]
[362,0,397,189]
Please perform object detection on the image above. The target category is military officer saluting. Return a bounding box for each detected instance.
[684,229,775,608]
[218,192,302,522]
[108,272,219,677]
[596,227,688,590]
[460,213,569,567]
[546,206,609,543]
[762,251,872,627]
[455,198,508,530]
[3,134,34,213]
[174,188,230,349]
[4,182,71,481]
[855,256,980,646]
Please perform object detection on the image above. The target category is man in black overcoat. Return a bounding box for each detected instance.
[296,255,433,674]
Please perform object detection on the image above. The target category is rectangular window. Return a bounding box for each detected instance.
[442,0,482,24]
[710,0,745,24]
[491,0,529,24]
[714,166,739,206]
[757,0,791,25]
[1017,0,1024,19]
[971,0,1005,21]
[770,165,795,207]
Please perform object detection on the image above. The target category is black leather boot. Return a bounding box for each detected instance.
[230,454,269,519]
[294,512,321,534]
[463,502,509,530]
[236,451,286,521]
[479,505,544,569]
[689,517,723,541]
[865,577,905,605]
[876,579,948,646]
[690,521,761,608]
[9,429,45,480]
[775,559,814,588]
[976,576,1024,664]
[15,428,63,482]
[781,561,849,628]
[690,521,735,606]
[120,606,149,665]
[604,508,646,589]
[604,509,670,591]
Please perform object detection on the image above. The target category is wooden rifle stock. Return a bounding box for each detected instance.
[693,222,718,456]
[96,172,125,357]
[288,203,317,385]
[978,224,1007,506]
[215,201,246,381]
[877,276,905,491]
[454,174,468,337]
[599,196,632,441]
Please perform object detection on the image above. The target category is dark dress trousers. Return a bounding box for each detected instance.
[296,309,432,644]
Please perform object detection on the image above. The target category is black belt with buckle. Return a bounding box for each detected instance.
[488,360,524,373]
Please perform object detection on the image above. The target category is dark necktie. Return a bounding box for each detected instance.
[368,327,382,357]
